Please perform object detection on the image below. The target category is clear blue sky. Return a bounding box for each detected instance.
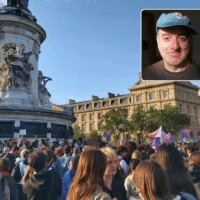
[0,0,200,105]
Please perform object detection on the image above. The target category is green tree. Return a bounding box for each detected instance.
[128,105,147,142]
[129,105,191,141]
[99,108,128,139]
[156,105,190,135]
[89,130,100,139]
[73,125,84,139]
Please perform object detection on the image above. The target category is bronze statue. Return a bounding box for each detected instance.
[7,0,29,9]
[7,0,20,6]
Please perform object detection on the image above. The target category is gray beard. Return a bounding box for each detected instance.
[165,55,189,67]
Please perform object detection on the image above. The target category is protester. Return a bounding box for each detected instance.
[60,155,80,200]
[55,145,73,177]
[42,149,62,199]
[124,142,136,166]
[186,145,195,158]
[31,140,40,151]
[0,147,10,157]
[82,145,92,152]
[116,145,128,174]
[124,159,140,200]
[67,149,112,200]
[133,159,173,200]
[15,149,28,164]
[188,151,200,199]
[0,157,18,200]
[155,143,198,199]
[11,149,29,200]
[22,151,61,200]
[72,146,80,158]
[131,150,142,161]
[4,146,20,173]
[101,147,128,200]
[147,147,155,158]
[55,148,64,158]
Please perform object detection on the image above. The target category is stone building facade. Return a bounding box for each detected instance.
[62,75,200,141]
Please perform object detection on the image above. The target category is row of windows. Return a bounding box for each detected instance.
[74,98,131,111]
[177,90,197,102]
[81,123,101,132]
[136,91,168,102]
[81,111,131,122]
[178,104,198,114]
[82,113,101,121]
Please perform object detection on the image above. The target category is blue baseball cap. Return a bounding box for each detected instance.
[156,12,198,35]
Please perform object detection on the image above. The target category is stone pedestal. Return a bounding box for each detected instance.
[0,6,76,140]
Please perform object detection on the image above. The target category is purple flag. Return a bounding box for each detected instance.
[151,138,161,149]
[103,131,111,138]
[180,129,191,138]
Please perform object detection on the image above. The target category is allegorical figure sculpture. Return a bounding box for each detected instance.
[38,71,52,105]
[0,42,36,90]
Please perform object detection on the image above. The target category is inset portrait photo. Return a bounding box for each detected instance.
[141,10,200,80]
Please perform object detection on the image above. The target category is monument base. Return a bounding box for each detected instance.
[0,107,75,141]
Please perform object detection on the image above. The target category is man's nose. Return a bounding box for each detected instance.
[170,38,180,50]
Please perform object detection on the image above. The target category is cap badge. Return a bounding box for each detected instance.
[176,12,184,19]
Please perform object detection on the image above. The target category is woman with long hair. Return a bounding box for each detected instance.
[133,159,173,200]
[155,143,198,199]
[188,151,200,199]
[67,149,112,200]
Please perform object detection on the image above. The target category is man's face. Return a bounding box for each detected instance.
[157,28,191,67]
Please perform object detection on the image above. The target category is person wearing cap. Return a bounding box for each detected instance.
[142,12,200,80]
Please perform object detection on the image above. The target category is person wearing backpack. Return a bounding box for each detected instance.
[11,149,29,200]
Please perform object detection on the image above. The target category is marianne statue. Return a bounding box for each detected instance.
[7,0,29,9]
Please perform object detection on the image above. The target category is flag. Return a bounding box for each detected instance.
[151,138,161,149]
[149,126,162,138]
[182,137,187,143]
[103,131,111,138]
[190,138,194,143]
[180,129,191,138]
[158,131,166,143]
[162,132,174,144]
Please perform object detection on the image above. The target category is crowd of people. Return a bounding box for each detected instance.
[0,137,200,200]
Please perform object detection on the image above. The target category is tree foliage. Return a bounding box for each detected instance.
[73,125,84,139]
[89,130,100,139]
[99,108,128,135]
[153,105,190,135]
[128,105,147,141]
[129,105,190,139]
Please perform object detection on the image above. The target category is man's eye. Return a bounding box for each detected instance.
[163,37,169,41]
[180,37,187,41]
